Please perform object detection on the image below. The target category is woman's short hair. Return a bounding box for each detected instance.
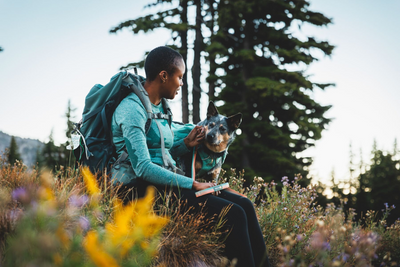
[145,46,183,81]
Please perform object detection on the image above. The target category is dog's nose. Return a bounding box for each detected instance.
[207,134,215,142]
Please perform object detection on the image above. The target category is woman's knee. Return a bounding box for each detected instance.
[235,196,255,212]
[225,203,248,225]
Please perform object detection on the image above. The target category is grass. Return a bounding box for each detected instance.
[1,156,400,266]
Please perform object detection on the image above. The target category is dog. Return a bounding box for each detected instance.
[178,101,242,182]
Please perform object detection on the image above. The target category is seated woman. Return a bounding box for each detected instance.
[110,46,270,267]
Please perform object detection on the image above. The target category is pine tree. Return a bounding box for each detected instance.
[7,136,21,165]
[39,130,64,172]
[64,100,77,168]
[110,0,335,183]
[366,146,400,225]
[209,0,334,183]
[110,0,216,123]
[350,140,400,225]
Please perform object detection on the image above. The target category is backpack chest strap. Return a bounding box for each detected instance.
[152,113,171,120]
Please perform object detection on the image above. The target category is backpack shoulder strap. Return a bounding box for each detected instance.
[161,98,173,128]
[122,72,153,134]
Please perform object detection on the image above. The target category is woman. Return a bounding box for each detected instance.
[111,46,270,267]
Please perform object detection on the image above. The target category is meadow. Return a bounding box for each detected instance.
[1,155,399,267]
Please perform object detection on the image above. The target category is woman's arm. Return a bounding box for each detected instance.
[115,97,194,189]
[169,123,205,158]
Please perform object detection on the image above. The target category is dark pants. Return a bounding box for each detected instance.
[117,179,270,267]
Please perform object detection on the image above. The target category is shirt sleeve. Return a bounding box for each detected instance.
[114,98,194,189]
[170,122,195,158]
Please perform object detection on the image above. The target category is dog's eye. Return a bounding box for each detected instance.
[219,126,226,132]
[209,123,215,128]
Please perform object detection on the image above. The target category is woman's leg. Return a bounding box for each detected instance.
[176,189,258,267]
[218,190,270,267]
[131,180,266,267]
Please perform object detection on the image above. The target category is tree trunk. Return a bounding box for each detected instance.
[207,0,216,100]
[240,20,252,169]
[191,0,203,123]
[180,0,189,123]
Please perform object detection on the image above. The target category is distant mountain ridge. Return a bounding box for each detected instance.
[0,131,44,167]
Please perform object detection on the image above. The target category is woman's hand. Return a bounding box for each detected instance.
[192,180,215,191]
[184,125,205,148]
[192,180,221,196]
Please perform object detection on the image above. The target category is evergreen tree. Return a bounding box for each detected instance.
[65,99,77,141]
[209,0,334,183]
[349,140,400,225]
[111,0,335,183]
[63,100,77,168]
[365,144,400,225]
[7,136,21,165]
[39,130,64,172]
[110,0,219,123]
[110,0,193,122]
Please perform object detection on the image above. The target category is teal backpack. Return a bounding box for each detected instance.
[72,70,175,176]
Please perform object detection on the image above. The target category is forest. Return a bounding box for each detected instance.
[1,0,400,266]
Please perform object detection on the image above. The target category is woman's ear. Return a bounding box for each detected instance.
[159,70,168,83]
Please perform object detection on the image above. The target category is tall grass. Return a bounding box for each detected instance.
[1,155,399,266]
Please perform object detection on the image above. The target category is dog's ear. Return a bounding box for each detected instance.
[207,101,219,118]
[227,113,242,129]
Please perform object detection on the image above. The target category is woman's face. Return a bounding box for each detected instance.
[161,58,185,100]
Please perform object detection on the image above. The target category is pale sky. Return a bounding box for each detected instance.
[1,0,399,185]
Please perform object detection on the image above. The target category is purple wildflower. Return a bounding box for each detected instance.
[79,216,90,231]
[12,187,27,201]
[69,195,89,208]
[322,241,331,251]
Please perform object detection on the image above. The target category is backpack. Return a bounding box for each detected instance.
[72,70,174,176]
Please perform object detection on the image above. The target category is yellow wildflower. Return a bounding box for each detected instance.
[106,199,137,256]
[83,230,120,267]
[81,167,101,197]
[105,186,169,257]
[38,172,55,201]
[53,253,63,266]
[56,224,70,248]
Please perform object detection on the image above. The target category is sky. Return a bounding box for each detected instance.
[1,0,400,185]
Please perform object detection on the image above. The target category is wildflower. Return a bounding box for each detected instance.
[81,167,101,196]
[81,167,101,206]
[310,232,324,250]
[296,234,303,241]
[322,241,331,251]
[69,195,89,208]
[105,186,169,257]
[12,187,28,202]
[53,253,63,266]
[38,186,55,201]
[56,224,70,248]
[79,216,91,231]
[83,231,120,267]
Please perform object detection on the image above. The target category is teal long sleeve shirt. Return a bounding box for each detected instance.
[111,93,194,189]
